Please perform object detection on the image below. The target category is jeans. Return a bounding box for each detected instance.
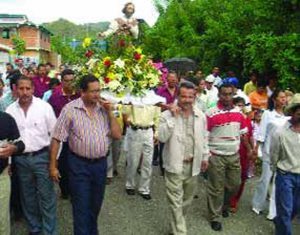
[15,151,57,235]
[275,169,300,235]
[68,152,107,235]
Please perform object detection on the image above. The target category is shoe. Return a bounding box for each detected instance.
[152,160,159,166]
[252,207,261,215]
[139,193,152,200]
[266,214,275,221]
[222,210,229,218]
[113,170,119,177]
[137,168,141,175]
[125,189,135,195]
[210,221,222,231]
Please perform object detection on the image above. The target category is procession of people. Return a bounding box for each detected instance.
[0,2,299,235]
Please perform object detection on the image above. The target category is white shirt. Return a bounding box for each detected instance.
[205,86,219,108]
[6,96,57,153]
[213,75,222,87]
[103,16,139,39]
[257,110,290,162]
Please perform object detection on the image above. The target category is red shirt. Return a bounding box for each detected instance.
[48,87,80,117]
[32,76,51,98]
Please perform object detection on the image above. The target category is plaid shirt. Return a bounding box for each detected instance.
[52,98,110,159]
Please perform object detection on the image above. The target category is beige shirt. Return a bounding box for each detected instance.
[158,106,209,176]
[183,115,194,160]
[122,105,161,135]
[271,121,300,174]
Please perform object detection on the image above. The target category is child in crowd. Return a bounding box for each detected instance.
[249,109,263,178]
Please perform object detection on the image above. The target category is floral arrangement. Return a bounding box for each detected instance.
[78,36,161,97]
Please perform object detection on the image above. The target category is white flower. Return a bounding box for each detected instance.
[107,80,122,91]
[86,59,99,70]
[114,58,125,69]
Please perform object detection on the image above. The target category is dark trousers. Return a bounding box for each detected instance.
[275,170,300,235]
[58,142,70,197]
[10,159,23,220]
[153,142,164,174]
[68,152,107,235]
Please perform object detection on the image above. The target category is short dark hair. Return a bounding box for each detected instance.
[167,70,177,77]
[7,70,22,90]
[16,76,34,87]
[178,81,195,95]
[49,78,60,89]
[45,62,53,67]
[6,62,13,68]
[256,78,267,88]
[61,69,75,80]
[233,96,246,105]
[218,83,234,92]
[80,74,99,92]
[122,2,135,14]
[38,63,45,70]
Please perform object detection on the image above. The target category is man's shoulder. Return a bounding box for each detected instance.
[61,98,81,110]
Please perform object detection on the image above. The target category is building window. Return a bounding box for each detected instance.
[2,29,10,39]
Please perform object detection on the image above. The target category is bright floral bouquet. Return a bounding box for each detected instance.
[78,36,161,97]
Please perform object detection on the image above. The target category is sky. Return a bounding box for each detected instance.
[0,0,160,26]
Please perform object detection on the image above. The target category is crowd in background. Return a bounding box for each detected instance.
[0,60,299,235]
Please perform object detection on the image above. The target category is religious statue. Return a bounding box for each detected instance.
[99,2,139,39]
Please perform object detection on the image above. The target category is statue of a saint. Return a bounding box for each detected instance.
[99,2,139,39]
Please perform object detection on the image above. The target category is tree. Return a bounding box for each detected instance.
[12,36,26,55]
[143,0,300,90]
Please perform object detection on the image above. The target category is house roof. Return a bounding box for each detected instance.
[0,14,53,35]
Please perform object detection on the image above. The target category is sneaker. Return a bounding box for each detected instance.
[125,188,135,195]
[252,207,261,215]
[266,214,275,221]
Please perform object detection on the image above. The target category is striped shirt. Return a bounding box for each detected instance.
[52,98,110,159]
[206,102,247,156]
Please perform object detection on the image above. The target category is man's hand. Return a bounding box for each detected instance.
[99,98,114,112]
[49,167,60,182]
[169,105,181,117]
[201,160,209,172]
[0,144,17,158]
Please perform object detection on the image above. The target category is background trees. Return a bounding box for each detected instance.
[143,0,300,89]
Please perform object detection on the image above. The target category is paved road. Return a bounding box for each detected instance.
[12,163,300,235]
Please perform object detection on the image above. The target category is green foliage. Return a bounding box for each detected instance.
[144,0,300,90]
[11,36,26,55]
[44,18,109,64]
[42,18,109,39]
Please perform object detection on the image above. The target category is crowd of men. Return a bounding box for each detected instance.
[0,61,299,235]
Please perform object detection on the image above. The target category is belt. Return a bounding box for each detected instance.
[70,151,109,163]
[183,158,194,163]
[130,124,154,131]
[23,147,48,157]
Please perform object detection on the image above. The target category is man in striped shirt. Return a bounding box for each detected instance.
[49,75,122,235]
[206,83,253,231]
